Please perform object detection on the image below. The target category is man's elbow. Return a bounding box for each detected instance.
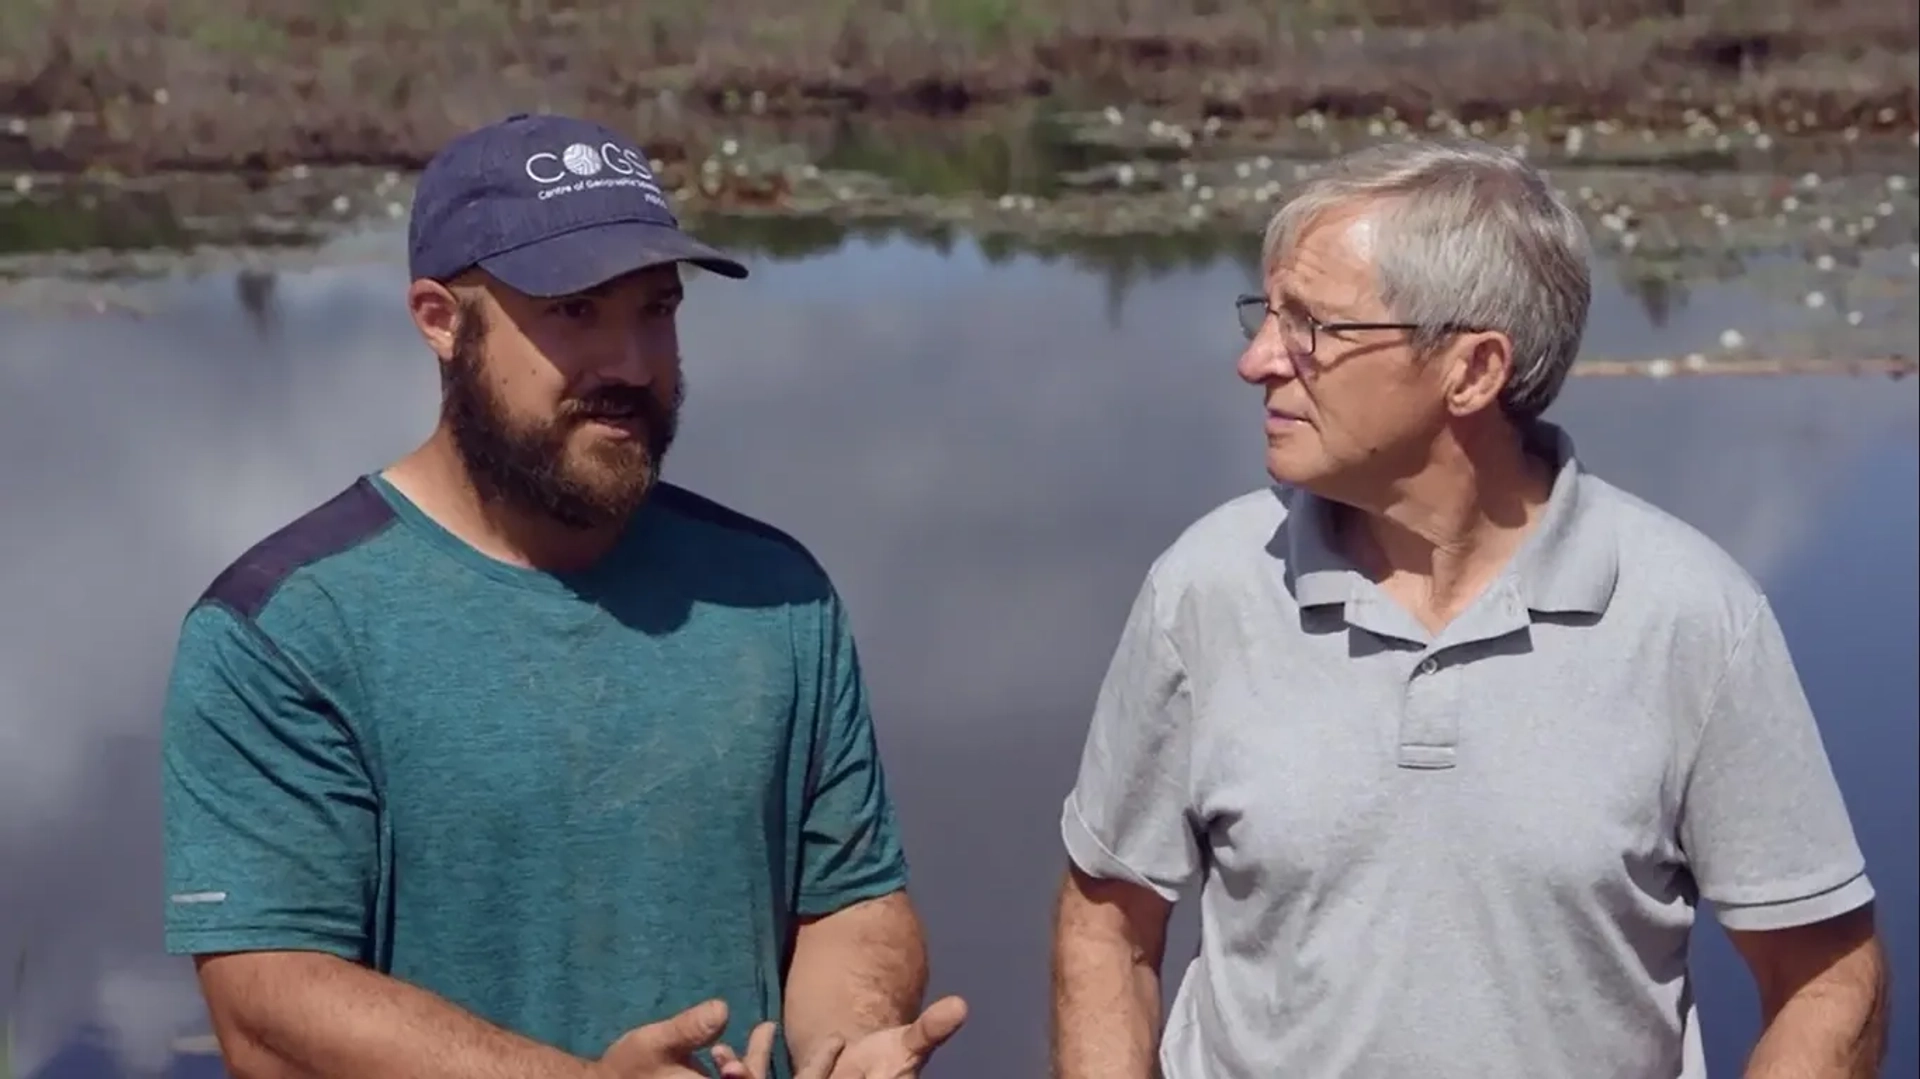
[200,995,297,1079]
[206,1031,296,1079]
[194,951,333,1079]
[1053,866,1171,970]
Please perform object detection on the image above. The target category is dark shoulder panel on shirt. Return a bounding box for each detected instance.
[650,482,823,571]
[200,478,398,623]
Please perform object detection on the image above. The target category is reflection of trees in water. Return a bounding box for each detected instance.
[688,213,1743,334]
[690,215,847,260]
[814,109,1127,200]
[1606,249,1754,329]
[235,268,280,340]
[979,231,1259,331]
[1622,273,1685,329]
[692,212,1260,330]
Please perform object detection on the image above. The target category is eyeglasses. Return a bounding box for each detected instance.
[1235,294,1481,356]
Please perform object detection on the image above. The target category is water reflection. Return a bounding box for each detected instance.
[0,188,191,256]
[14,182,1919,355]
[1,228,1914,1079]
[690,214,1900,347]
[812,109,1137,200]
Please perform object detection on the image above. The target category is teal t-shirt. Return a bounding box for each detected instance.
[160,474,908,1074]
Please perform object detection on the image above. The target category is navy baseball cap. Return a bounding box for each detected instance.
[407,112,748,296]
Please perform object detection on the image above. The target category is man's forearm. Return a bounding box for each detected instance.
[1738,913,1891,1079]
[1051,918,1162,1079]
[783,892,928,1058]
[1745,960,1890,1079]
[199,951,598,1079]
[1050,868,1170,1079]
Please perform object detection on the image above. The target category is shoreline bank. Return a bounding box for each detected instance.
[1,0,1915,176]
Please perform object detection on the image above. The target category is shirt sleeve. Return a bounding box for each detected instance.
[793,587,909,917]
[1678,597,1874,933]
[1060,570,1201,903]
[161,601,379,959]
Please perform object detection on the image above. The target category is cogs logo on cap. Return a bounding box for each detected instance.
[560,143,602,176]
[523,141,671,211]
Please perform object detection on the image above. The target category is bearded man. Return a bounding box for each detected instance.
[159,112,964,1079]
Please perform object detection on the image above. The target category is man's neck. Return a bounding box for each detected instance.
[1334,421,1553,632]
[381,432,625,573]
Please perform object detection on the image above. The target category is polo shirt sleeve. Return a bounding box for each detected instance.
[1678,596,1874,933]
[1060,570,1201,903]
[793,588,909,917]
[161,601,378,960]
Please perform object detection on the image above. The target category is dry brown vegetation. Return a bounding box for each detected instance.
[0,0,1914,173]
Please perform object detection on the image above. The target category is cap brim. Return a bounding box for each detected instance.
[477,221,749,297]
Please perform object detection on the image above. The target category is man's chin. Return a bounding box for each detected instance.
[549,469,659,527]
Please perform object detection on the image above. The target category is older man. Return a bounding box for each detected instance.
[1050,138,1888,1079]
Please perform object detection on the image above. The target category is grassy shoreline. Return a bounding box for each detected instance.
[0,0,1915,175]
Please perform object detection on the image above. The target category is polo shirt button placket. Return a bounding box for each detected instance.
[1397,651,1458,770]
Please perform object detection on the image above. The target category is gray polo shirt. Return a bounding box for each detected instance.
[1060,423,1873,1079]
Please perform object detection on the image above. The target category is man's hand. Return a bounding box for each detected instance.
[712,1020,845,1079]
[821,995,968,1078]
[598,1000,845,1079]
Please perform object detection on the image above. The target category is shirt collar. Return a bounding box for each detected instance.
[1280,421,1618,618]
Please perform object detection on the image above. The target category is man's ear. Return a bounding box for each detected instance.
[407,279,463,362]
[1442,331,1514,419]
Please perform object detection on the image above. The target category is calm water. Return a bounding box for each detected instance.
[1,224,1915,1078]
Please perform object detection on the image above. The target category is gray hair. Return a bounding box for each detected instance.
[1259,138,1592,422]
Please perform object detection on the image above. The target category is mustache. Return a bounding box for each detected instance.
[564,387,667,422]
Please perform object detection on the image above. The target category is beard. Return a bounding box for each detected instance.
[441,303,682,531]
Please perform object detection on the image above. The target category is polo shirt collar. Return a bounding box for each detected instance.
[1280,421,1619,623]
[1507,423,1620,616]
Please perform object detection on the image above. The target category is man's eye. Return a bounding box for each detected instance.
[553,299,595,320]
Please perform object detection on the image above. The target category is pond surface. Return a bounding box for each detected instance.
[1,223,1914,1078]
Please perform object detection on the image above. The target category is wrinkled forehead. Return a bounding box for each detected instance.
[1264,200,1384,311]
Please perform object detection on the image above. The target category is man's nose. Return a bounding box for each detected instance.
[608,324,660,386]
[1235,328,1296,386]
